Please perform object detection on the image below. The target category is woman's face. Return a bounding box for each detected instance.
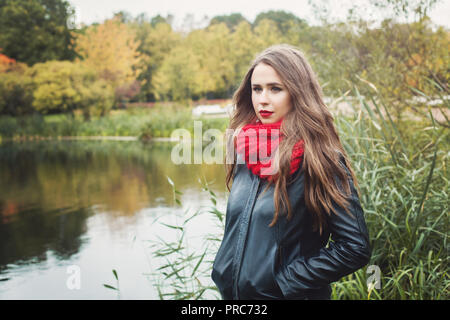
[251,62,293,124]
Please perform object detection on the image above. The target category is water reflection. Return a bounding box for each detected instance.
[0,206,90,272]
[0,140,227,299]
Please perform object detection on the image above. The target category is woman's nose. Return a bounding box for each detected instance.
[258,89,269,104]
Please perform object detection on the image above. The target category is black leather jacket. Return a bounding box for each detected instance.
[211,153,371,300]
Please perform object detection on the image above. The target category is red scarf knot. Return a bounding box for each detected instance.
[236,119,305,180]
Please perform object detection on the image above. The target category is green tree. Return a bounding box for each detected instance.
[0,0,76,65]
[152,45,202,102]
[131,20,181,101]
[150,14,170,27]
[191,23,235,98]
[253,10,308,34]
[152,23,235,101]
[229,21,258,85]
[253,19,284,51]
[209,13,249,31]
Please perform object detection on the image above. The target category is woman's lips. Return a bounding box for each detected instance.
[259,110,274,118]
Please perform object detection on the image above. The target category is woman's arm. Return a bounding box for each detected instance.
[274,161,372,299]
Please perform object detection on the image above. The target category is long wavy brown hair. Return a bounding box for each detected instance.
[225,43,361,234]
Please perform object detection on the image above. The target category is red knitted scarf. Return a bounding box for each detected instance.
[236,118,305,180]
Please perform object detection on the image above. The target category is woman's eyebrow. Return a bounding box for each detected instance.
[252,82,283,86]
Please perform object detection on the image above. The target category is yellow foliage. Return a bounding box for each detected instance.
[73,16,143,88]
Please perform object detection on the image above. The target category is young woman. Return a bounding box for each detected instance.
[211,44,372,300]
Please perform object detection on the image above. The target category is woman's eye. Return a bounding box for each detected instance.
[253,87,281,92]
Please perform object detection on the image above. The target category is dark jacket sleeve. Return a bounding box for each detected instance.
[274,158,372,299]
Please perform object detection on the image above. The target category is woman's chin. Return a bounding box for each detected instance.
[259,117,279,124]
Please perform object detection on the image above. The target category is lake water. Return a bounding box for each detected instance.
[0,140,228,299]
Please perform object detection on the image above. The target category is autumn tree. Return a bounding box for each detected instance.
[0,51,33,116]
[73,16,143,90]
[0,52,19,73]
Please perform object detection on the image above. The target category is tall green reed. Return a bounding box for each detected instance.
[331,80,448,299]
[146,176,224,300]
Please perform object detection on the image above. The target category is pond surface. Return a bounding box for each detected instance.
[0,140,227,299]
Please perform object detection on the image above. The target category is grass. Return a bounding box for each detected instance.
[0,104,230,140]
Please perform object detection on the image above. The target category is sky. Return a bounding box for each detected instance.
[68,0,450,30]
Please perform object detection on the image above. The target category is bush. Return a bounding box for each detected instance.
[0,116,18,138]
[26,61,115,119]
[78,79,115,120]
[0,72,34,116]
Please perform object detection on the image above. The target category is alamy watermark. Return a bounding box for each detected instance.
[170,121,281,175]
[366,264,381,291]
[66,265,81,290]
